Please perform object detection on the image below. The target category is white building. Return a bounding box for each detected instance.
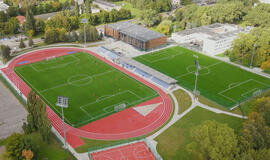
[0,1,9,13]
[171,0,180,8]
[172,23,253,56]
[260,0,270,4]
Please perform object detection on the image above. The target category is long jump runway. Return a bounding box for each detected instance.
[1,48,173,148]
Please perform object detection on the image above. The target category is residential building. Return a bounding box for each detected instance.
[172,23,253,55]
[105,21,167,50]
[0,1,9,13]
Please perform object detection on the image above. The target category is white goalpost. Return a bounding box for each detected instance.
[114,103,126,112]
[46,56,56,61]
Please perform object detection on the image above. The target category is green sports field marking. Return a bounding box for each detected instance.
[15,52,158,127]
[134,46,270,109]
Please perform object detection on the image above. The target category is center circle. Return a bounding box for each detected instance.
[67,74,93,86]
[186,65,210,75]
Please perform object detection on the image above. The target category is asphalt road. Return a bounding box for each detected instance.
[0,81,27,139]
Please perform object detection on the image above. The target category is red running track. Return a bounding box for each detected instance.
[1,48,173,148]
[90,141,156,160]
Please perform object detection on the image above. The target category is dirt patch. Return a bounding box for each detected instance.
[0,82,27,139]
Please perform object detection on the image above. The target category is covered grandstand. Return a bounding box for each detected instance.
[96,46,177,89]
[119,57,177,89]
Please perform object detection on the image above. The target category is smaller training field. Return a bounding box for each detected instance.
[14,52,158,127]
[90,141,156,160]
[134,46,270,109]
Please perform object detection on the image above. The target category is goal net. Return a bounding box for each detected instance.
[46,56,56,61]
[114,103,126,112]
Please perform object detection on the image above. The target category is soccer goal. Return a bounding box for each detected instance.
[46,56,56,61]
[114,103,126,112]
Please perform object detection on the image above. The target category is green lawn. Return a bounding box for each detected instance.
[155,107,243,160]
[114,1,142,18]
[134,46,270,109]
[30,133,75,160]
[172,89,192,114]
[15,52,158,127]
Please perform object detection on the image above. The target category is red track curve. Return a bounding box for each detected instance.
[1,48,173,148]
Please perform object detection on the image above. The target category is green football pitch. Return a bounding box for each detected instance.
[14,52,158,127]
[134,46,270,109]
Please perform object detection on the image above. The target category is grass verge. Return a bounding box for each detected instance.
[172,89,192,114]
[154,106,243,160]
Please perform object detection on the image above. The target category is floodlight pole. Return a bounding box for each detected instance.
[193,55,199,101]
[61,106,67,148]
[250,43,256,68]
[193,66,199,101]
[84,23,86,48]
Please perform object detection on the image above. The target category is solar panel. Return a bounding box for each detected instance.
[56,96,68,108]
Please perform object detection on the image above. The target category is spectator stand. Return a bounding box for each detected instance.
[119,57,177,90]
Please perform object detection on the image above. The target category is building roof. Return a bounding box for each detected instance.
[106,21,166,42]
[0,2,9,12]
[174,23,253,41]
[16,16,25,25]
[120,57,178,84]
[94,0,120,8]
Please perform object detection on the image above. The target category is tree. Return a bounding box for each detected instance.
[24,9,35,34]
[78,25,99,42]
[19,39,26,49]
[4,17,20,35]
[44,28,60,44]
[261,58,270,72]
[226,27,270,67]
[5,133,38,160]
[85,0,92,15]
[187,120,239,160]
[0,11,7,23]
[244,3,270,27]
[238,112,270,151]
[0,45,11,64]
[139,9,161,27]
[74,2,80,17]
[35,19,46,33]
[22,149,34,160]
[28,37,34,47]
[156,20,172,35]
[23,90,51,143]
[7,6,18,17]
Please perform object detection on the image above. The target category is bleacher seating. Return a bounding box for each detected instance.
[151,77,170,89]
[134,68,152,79]
[97,47,119,59]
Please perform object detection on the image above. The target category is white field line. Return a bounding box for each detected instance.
[140,52,183,63]
[40,69,115,93]
[218,79,270,104]
[175,61,222,79]
[31,55,80,72]
[15,70,74,125]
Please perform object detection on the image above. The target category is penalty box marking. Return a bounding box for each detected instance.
[30,55,80,72]
[218,79,269,103]
[139,48,183,63]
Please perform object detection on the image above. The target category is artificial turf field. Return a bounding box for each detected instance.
[134,46,270,109]
[14,52,158,127]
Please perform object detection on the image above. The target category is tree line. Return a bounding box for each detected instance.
[187,91,270,160]
[2,90,52,160]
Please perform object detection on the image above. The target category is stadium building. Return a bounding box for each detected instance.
[104,21,167,51]
[172,23,253,55]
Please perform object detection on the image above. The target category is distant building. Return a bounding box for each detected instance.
[0,1,9,13]
[193,0,217,6]
[75,0,84,5]
[260,0,270,4]
[105,21,167,50]
[172,23,253,55]
[171,0,180,8]
[93,0,121,11]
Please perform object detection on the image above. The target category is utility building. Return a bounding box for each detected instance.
[105,21,167,50]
